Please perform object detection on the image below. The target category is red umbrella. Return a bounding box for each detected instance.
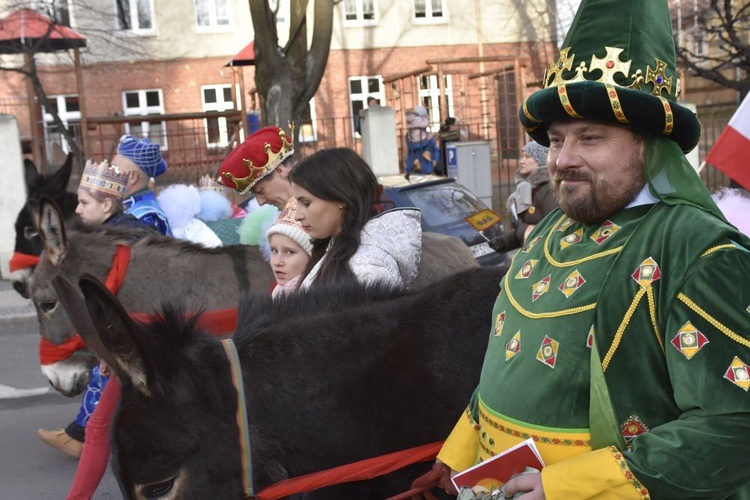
[0,8,86,54]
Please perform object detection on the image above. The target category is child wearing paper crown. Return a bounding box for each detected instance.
[38,160,153,460]
[75,159,149,229]
[266,199,313,297]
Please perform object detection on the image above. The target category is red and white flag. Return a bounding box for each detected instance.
[706,94,750,190]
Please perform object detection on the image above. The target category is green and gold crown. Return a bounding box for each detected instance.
[519,0,701,153]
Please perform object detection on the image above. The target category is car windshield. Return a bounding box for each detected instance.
[401,183,488,228]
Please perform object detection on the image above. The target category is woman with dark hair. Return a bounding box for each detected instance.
[289,147,422,290]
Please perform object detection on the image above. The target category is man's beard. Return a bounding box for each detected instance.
[552,151,645,225]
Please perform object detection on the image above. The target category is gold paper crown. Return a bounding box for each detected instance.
[219,123,295,195]
[543,46,680,98]
[199,174,229,195]
[79,159,129,200]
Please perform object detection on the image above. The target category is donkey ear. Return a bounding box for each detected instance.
[51,275,122,378]
[47,153,74,193]
[24,159,41,193]
[38,196,67,266]
[77,275,157,398]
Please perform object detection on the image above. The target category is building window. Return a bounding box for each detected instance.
[414,0,445,22]
[32,0,71,26]
[418,74,454,129]
[42,94,80,157]
[194,0,230,30]
[122,89,167,149]
[265,0,290,44]
[348,76,384,135]
[496,71,520,159]
[115,0,155,32]
[202,84,238,148]
[343,0,377,26]
[298,99,318,143]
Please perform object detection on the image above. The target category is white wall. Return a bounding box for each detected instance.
[0,114,26,279]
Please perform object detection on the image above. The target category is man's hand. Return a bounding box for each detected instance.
[503,472,545,499]
[488,236,506,253]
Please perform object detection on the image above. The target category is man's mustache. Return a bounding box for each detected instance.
[554,171,593,183]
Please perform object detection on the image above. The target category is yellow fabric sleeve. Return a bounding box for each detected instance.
[436,408,480,472]
[541,446,651,499]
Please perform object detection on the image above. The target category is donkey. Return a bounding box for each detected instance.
[11,153,77,298]
[29,198,480,396]
[29,198,276,395]
[53,264,505,499]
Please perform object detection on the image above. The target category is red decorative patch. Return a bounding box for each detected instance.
[522,236,542,253]
[536,335,559,368]
[560,228,583,249]
[558,269,586,298]
[494,311,506,337]
[724,356,750,392]
[532,275,551,302]
[505,331,521,361]
[620,415,649,446]
[670,321,709,360]
[591,220,621,245]
[631,257,661,287]
[515,260,538,280]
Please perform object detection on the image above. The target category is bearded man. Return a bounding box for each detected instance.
[430,1,750,498]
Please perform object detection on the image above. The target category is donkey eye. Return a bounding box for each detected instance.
[39,301,57,314]
[24,226,39,240]
[139,478,175,499]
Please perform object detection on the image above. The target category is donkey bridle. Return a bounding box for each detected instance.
[220,338,255,498]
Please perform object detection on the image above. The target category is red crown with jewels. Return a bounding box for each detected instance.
[217,125,294,195]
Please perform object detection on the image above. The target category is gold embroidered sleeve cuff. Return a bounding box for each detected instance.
[541,446,650,499]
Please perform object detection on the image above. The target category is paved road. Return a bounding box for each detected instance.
[0,314,120,499]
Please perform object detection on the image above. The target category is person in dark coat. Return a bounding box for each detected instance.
[490,141,558,253]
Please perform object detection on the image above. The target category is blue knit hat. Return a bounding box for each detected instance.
[116,135,167,178]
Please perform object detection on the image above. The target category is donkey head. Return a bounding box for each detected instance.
[28,196,75,345]
[53,274,246,500]
[12,153,76,298]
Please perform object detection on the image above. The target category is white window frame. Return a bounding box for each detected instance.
[342,0,378,27]
[270,0,290,44]
[201,84,240,148]
[687,26,708,57]
[194,0,232,33]
[32,0,72,26]
[114,0,157,35]
[418,74,454,129]
[413,0,447,24]
[298,98,318,143]
[122,89,167,150]
[42,94,80,156]
[348,75,384,136]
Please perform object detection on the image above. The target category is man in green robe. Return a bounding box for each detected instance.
[434,1,750,498]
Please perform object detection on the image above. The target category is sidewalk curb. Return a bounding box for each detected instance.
[0,311,37,326]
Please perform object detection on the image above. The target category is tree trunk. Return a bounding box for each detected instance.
[248,0,333,134]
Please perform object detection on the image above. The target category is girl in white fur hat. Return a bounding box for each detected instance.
[266,198,313,297]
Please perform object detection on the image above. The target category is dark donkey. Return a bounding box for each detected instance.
[53,265,506,499]
[11,153,77,298]
[30,196,480,396]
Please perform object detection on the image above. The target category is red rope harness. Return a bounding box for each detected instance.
[39,245,131,365]
[9,251,40,272]
[253,441,444,500]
